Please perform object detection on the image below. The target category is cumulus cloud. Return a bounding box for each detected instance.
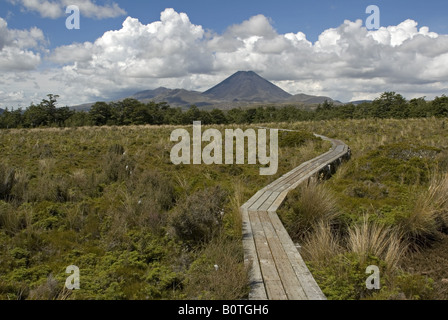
[368,19,438,46]
[0,17,45,72]
[9,0,126,19]
[5,8,448,108]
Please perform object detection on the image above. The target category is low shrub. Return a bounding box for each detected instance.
[169,186,227,245]
[279,130,320,148]
[183,236,249,300]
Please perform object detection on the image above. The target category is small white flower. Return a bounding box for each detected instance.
[214,265,219,271]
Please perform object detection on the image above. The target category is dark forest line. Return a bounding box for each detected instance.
[1,92,448,129]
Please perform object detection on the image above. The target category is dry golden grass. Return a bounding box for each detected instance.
[400,173,448,244]
[283,180,340,238]
[301,221,342,265]
[347,216,407,270]
[227,179,244,238]
[426,173,448,228]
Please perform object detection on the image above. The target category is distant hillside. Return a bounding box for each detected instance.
[130,87,172,100]
[287,93,341,105]
[133,88,221,107]
[72,71,340,110]
[0,108,4,115]
[349,100,373,105]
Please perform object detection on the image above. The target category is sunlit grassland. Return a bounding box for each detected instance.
[3,118,446,300]
[278,117,448,300]
[0,124,327,300]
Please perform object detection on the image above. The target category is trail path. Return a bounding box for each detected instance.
[241,133,350,300]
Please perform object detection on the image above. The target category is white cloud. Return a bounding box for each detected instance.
[50,9,210,79]
[0,17,45,72]
[9,0,126,19]
[4,8,448,108]
[368,19,438,46]
[227,14,277,39]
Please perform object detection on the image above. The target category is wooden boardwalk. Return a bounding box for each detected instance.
[240,134,351,300]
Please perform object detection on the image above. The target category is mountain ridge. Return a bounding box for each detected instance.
[72,71,339,111]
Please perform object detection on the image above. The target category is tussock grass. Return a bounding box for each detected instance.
[281,180,340,239]
[424,173,448,229]
[347,216,407,270]
[301,221,342,265]
[0,164,15,200]
[226,179,244,238]
[401,173,448,245]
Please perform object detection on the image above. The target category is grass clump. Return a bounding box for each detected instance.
[399,173,448,244]
[280,180,340,238]
[347,217,406,271]
[0,164,15,201]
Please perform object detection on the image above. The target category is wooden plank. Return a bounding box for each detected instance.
[259,211,307,300]
[241,207,267,300]
[249,190,273,211]
[265,280,288,300]
[248,210,285,298]
[258,192,280,211]
[265,150,332,191]
[267,211,326,300]
[266,156,325,192]
[267,190,289,212]
[268,151,338,193]
[241,189,267,210]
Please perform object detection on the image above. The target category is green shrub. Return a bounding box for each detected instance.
[394,273,434,300]
[354,143,440,185]
[127,168,176,212]
[169,186,227,245]
[279,130,320,148]
[102,145,135,183]
[183,237,249,300]
[309,252,384,300]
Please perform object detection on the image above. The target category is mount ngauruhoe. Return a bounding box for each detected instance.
[73,71,339,110]
[203,71,292,103]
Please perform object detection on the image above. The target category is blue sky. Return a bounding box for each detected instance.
[1,0,448,107]
[3,0,448,48]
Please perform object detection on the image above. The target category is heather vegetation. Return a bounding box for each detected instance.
[278,117,448,300]
[0,125,326,300]
[2,92,448,300]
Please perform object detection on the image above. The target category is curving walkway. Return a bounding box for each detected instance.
[240,133,351,300]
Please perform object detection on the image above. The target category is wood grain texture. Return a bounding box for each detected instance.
[240,132,350,300]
